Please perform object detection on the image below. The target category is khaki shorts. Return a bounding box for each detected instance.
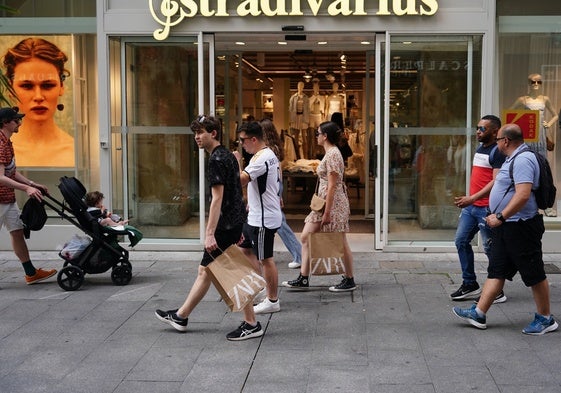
[0,203,24,232]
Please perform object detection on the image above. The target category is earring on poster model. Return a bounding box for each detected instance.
[57,104,64,111]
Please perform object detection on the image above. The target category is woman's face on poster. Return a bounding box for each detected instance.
[12,58,64,122]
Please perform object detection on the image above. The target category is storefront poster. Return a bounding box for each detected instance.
[1,35,75,167]
[502,109,539,142]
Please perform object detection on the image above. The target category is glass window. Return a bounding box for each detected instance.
[499,22,561,217]
[110,39,202,239]
[384,35,482,243]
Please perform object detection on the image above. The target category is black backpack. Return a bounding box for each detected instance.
[508,147,557,210]
[20,198,47,239]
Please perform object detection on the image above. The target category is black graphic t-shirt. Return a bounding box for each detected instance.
[207,145,246,230]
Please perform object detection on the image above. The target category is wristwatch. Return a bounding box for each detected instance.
[496,212,506,223]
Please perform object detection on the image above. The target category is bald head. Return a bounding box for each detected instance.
[496,123,525,155]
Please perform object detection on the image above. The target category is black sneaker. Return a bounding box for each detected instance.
[281,274,309,290]
[329,276,357,292]
[450,282,481,300]
[226,321,264,341]
[155,309,188,332]
[474,291,507,305]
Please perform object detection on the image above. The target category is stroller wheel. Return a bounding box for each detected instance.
[57,265,84,291]
[111,265,132,286]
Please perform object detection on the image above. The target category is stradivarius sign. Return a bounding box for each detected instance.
[150,0,439,40]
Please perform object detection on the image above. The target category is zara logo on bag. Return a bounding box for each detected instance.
[310,257,346,275]
[227,271,266,311]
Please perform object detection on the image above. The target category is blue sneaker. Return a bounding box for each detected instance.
[452,304,487,329]
[522,313,558,336]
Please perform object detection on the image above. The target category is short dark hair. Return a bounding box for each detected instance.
[190,115,222,141]
[319,121,342,145]
[238,121,264,140]
[481,114,501,130]
[85,191,104,207]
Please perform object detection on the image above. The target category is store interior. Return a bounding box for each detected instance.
[213,33,381,231]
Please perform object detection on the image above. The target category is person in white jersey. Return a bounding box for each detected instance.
[234,121,283,315]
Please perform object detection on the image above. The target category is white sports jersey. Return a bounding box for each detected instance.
[243,147,282,229]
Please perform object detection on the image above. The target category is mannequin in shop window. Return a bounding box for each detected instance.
[510,73,558,158]
[289,81,310,159]
[308,81,325,158]
[510,73,559,216]
[326,82,345,121]
[3,37,74,167]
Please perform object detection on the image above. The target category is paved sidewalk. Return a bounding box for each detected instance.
[0,249,560,393]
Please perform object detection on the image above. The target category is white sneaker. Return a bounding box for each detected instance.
[253,297,280,314]
[253,288,267,305]
[288,261,301,269]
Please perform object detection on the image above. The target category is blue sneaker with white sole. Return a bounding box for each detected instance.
[452,304,487,329]
[522,313,558,336]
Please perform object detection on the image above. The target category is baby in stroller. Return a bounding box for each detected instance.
[43,177,142,291]
[85,191,129,228]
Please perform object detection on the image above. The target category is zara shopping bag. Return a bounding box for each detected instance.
[308,232,346,275]
[206,245,266,312]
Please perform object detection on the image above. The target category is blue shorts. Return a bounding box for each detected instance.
[238,223,278,261]
[488,214,546,287]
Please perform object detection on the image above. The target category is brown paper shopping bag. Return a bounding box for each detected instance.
[206,245,266,312]
[309,232,346,275]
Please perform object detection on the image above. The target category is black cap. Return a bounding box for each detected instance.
[0,107,25,122]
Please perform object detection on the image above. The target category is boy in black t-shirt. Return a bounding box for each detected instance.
[155,115,263,341]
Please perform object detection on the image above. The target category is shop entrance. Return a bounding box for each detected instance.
[213,33,377,234]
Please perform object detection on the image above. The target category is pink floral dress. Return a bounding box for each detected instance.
[305,146,350,232]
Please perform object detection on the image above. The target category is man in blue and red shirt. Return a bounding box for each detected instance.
[450,115,506,302]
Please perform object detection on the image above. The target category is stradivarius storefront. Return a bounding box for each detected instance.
[2,0,561,252]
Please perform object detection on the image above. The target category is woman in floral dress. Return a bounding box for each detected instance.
[282,121,356,292]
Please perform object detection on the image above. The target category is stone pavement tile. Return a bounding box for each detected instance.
[366,323,420,351]
[305,366,370,393]
[0,335,46,378]
[126,346,200,382]
[429,364,500,393]
[367,385,436,393]
[179,345,259,393]
[367,350,432,385]
[485,349,559,387]
[312,335,368,367]
[243,350,311,393]
[114,381,183,393]
[498,386,561,393]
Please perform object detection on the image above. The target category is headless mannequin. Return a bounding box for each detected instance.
[510,73,558,158]
[326,82,346,121]
[289,81,310,158]
[309,81,326,127]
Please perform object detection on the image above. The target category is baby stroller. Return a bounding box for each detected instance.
[40,176,139,291]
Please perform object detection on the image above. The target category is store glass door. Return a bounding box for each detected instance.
[380,35,483,248]
[110,35,213,241]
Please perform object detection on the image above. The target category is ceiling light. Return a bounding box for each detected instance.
[340,53,346,61]
[317,41,327,45]
[278,41,287,45]
[303,71,313,83]
[402,41,412,45]
[235,41,245,45]
[361,41,371,45]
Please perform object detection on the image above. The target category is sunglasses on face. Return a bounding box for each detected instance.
[529,80,542,85]
[475,126,486,132]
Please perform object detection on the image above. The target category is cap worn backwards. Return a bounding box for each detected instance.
[0,107,25,123]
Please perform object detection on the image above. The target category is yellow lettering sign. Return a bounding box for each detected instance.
[149,0,439,40]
